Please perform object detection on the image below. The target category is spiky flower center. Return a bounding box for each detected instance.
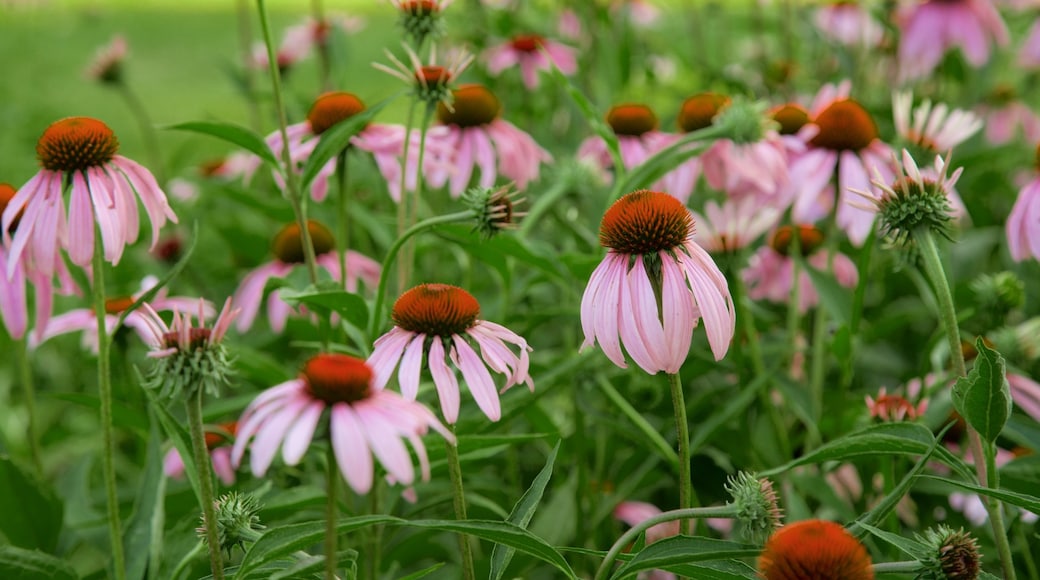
[162,327,213,352]
[677,93,730,133]
[307,92,366,135]
[392,284,480,336]
[600,190,691,254]
[437,84,500,127]
[0,183,20,233]
[204,421,237,449]
[511,34,544,53]
[272,220,335,263]
[417,65,451,88]
[810,99,877,151]
[36,117,119,172]
[401,0,438,14]
[937,530,981,580]
[303,353,373,404]
[105,296,136,315]
[607,104,658,137]
[771,104,809,135]
[758,520,874,580]
[770,225,824,257]
[877,176,953,241]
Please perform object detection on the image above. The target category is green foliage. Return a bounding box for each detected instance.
[952,338,1012,443]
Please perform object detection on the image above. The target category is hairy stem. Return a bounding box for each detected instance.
[325,444,339,580]
[445,426,476,580]
[187,388,224,580]
[668,372,695,533]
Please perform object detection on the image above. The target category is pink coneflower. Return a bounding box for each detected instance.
[865,387,927,421]
[484,34,577,90]
[892,91,982,153]
[231,353,453,495]
[250,13,364,72]
[743,225,859,314]
[896,0,1008,83]
[690,198,781,254]
[977,85,1040,145]
[789,81,895,245]
[85,35,127,84]
[1020,20,1040,68]
[232,220,380,332]
[368,284,532,423]
[164,422,238,486]
[425,84,551,197]
[389,0,452,45]
[1008,150,1040,262]
[814,1,883,48]
[581,190,735,373]
[613,0,661,27]
[2,117,177,280]
[374,43,474,108]
[577,104,691,201]
[31,277,213,352]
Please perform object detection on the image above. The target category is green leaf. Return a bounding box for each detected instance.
[916,475,1040,514]
[0,546,77,580]
[123,413,166,580]
[688,370,770,454]
[147,396,202,505]
[300,93,400,190]
[855,522,931,560]
[0,458,63,552]
[611,129,715,201]
[165,121,279,171]
[278,282,369,330]
[952,338,1012,443]
[851,430,942,535]
[268,549,357,580]
[396,563,445,580]
[662,560,759,579]
[490,441,561,580]
[598,375,679,468]
[797,257,852,324]
[612,536,760,580]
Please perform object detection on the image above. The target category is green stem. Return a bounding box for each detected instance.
[598,375,678,467]
[310,0,332,92]
[871,561,923,574]
[395,99,418,296]
[808,301,828,431]
[325,444,339,580]
[187,388,224,580]
[667,373,696,533]
[256,0,320,285]
[401,105,435,292]
[1016,518,1039,580]
[116,82,166,184]
[235,0,261,132]
[841,227,875,392]
[785,234,802,378]
[92,234,126,580]
[445,426,476,580]
[913,228,1017,580]
[594,505,738,580]
[335,150,350,290]
[15,338,42,475]
[171,542,206,580]
[367,211,474,338]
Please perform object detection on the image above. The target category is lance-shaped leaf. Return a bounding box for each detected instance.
[952,338,1012,443]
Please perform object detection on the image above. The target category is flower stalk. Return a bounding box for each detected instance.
[187,388,225,580]
[325,443,339,580]
[445,426,476,580]
[667,372,695,533]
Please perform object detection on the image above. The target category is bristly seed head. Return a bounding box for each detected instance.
[392,283,480,336]
[307,92,367,135]
[919,526,981,580]
[302,353,373,404]
[726,472,783,545]
[272,220,336,263]
[437,84,501,127]
[677,92,730,133]
[162,327,212,352]
[599,190,692,254]
[36,117,119,172]
[463,184,525,239]
[771,104,810,135]
[510,34,544,52]
[606,104,658,137]
[770,225,824,257]
[395,0,448,45]
[810,99,878,151]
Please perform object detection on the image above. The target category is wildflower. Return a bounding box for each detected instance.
[389,0,451,46]
[31,276,210,352]
[1007,145,1040,262]
[896,0,1008,82]
[581,190,735,373]
[743,225,858,314]
[613,0,660,27]
[426,84,551,197]
[788,81,895,246]
[231,353,453,495]
[920,526,981,580]
[976,85,1040,145]
[892,91,982,153]
[726,472,783,544]
[232,220,380,332]
[164,422,238,486]
[865,387,927,421]
[690,198,781,254]
[484,34,577,89]
[2,117,177,280]
[368,284,533,423]
[462,184,526,239]
[250,14,365,73]
[813,1,883,48]
[758,519,874,580]
[85,35,127,84]
[1021,20,1040,68]
[374,43,474,108]
[206,491,264,556]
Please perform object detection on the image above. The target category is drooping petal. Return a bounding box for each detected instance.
[281,400,325,466]
[355,401,416,486]
[427,338,461,424]
[618,257,667,374]
[368,327,414,390]
[679,241,735,360]
[330,403,374,494]
[451,335,501,421]
[659,254,696,373]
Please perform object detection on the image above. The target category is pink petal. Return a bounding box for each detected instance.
[330,403,374,494]
[451,335,501,421]
[428,338,461,424]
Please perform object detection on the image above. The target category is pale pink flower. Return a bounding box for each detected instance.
[814,1,884,48]
[250,13,364,71]
[581,191,735,374]
[85,35,127,83]
[788,81,895,245]
[368,284,533,423]
[1007,372,1040,423]
[0,248,28,340]
[743,226,858,314]
[231,353,453,495]
[865,387,928,421]
[2,117,176,281]
[164,422,238,486]
[425,84,551,197]
[557,9,582,41]
[892,90,982,152]
[613,501,679,580]
[896,0,1008,82]
[32,276,212,352]
[613,0,661,27]
[700,134,791,203]
[484,34,577,89]
[977,93,1040,145]
[232,220,380,333]
[690,198,781,254]
[1007,168,1040,262]
[1020,19,1040,68]
[138,296,239,358]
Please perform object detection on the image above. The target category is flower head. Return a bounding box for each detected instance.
[390,0,451,46]
[140,297,240,400]
[725,472,783,544]
[232,353,453,495]
[165,421,239,486]
[920,526,981,580]
[581,190,735,373]
[814,1,883,48]
[85,35,127,84]
[758,519,874,580]
[2,117,177,280]
[368,284,533,423]
[1007,144,1040,262]
[896,0,1008,82]
[677,92,730,133]
[462,184,526,239]
[866,387,927,421]
[690,198,780,254]
[484,34,577,89]
[374,44,473,108]
[893,91,982,153]
[204,491,264,556]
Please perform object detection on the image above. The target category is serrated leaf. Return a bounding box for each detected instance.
[0,458,63,552]
[124,414,166,580]
[611,536,760,580]
[490,441,561,580]
[300,93,400,190]
[166,121,280,171]
[0,546,77,580]
[952,338,1012,443]
[278,282,369,330]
